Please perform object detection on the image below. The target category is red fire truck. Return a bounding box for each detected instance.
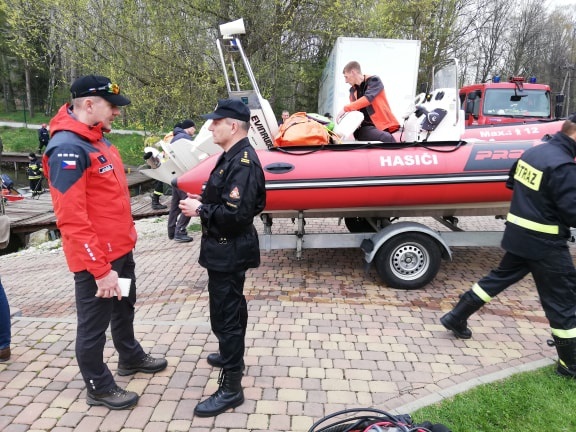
[459,76,563,126]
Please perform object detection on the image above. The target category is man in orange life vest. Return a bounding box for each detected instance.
[336,60,399,143]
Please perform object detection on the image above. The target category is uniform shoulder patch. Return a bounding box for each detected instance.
[240,150,250,166]
[229,186,240,200]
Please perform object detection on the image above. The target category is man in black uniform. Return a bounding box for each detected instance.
[37,123,49,153]
[179,98,266,416]
[167,119,196,242]
[440,115,576,379]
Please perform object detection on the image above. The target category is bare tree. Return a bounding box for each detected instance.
[505,0,548,77]
[457,0,514,83]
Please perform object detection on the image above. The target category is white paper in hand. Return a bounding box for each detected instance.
[118,278,131,297]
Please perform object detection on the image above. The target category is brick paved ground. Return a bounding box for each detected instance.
[0,216,560,431]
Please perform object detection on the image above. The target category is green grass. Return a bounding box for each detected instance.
[0,110,52,124]
[410,366,576,431]
[0,125,156,167]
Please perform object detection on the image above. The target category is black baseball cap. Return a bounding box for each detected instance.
[179,119,196,129]
[70,75,131,106]
[569,113,576,123]
[201,98,251,122]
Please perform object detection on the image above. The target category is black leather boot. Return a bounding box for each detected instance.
[151,194,167,210]
[548,336,576,378]
[440,291,485,339]
[194,368,244,417]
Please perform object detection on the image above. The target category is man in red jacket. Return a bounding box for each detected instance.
[43,75,167,410]
[336,60,399,143]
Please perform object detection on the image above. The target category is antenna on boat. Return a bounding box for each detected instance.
[219,18,245,39]
[216,18,261,95]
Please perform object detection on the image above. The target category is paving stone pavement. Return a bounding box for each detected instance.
[0,216,562,431]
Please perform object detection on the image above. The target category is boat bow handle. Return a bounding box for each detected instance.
[264,162,294,174]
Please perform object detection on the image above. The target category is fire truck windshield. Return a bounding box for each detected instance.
[483,88,550,118]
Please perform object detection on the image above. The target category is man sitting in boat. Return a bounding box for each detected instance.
[336,61,399,143]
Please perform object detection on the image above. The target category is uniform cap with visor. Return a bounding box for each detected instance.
[70,75,131,106]
[201,98,250,123]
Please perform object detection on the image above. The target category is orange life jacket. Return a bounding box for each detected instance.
[345,75,399,133]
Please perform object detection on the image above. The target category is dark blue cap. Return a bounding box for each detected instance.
[201,98,250,122]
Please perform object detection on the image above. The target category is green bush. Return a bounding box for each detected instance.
[0,126,148,167]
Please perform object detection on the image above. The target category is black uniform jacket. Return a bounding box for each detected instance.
[503,132,576,259]
[198,137,266,272]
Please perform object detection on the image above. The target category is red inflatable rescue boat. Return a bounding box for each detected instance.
[174,140,542,218]
[461,119,563,142]
[1,189,24,202]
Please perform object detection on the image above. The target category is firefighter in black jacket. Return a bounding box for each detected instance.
[441,115,576,379]
[179,99,266,416]
[27,152,43,196]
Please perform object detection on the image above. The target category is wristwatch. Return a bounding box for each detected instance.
[195,204,203,216]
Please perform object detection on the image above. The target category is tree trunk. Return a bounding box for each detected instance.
[24,62,34,120]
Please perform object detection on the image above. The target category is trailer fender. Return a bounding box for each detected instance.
[361,221,452,264]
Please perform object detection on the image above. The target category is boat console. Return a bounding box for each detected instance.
[400,87,465,143]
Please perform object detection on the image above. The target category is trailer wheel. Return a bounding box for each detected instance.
[374,232,441,290]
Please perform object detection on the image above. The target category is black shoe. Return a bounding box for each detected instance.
[117,354,168,376]
[440,312,472,339]
[174,233,193,243]
[556,360,576,378]
[87,385,139,410]
[548,337,576,378]
[0,346,10,362]
[152,203,168,210]
[207,353,225,368]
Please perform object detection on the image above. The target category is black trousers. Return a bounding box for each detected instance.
[477,247,576,333]
[29,178,42,193]
[354,125,396,143]
[74,252,145,392]
[153,180,164,195]
[167,187,191,237]
[207,269,248,371]
[475,252,530,299]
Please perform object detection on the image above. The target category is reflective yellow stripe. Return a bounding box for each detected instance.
[551,328,576,338]
[506,212,559,235]
[471,283,492,303]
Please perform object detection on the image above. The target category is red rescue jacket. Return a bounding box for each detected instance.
[43,104,137,279]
